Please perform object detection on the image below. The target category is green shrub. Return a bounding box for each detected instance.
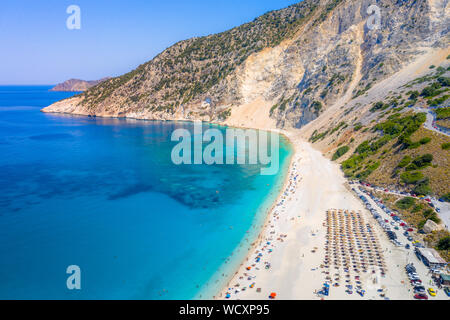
[412,178,431,196]
[370,101,388,112]
[279,99,288,112]
[435,107,450,120]
[441,193,450,202]
[442,143,450,150]
[428,95,449,107]
[423,209,434,218]
[270,104,279,115]
[310,130,329,143]
[408,91,419,100]
[355,141,370,154]
[405,154,433,170]
[218,109,231,120]
[406,140,421,149]
[418,220,427,229]
[398,156,412,168]
[376,113,426,139]
[342,154,364,170]
[419,137,432,145]
[412,154,433,169]
[421,82,443,98]
[405,163,418,171]
[437,236,450,250]
[311,101,323,114]
[332,146,350,161]
[355,161,380,180]
[437,77,450,87]
[401,171,424,184]
[430,215,441,224]
[330,122,347,135]
[396,197,416,209]
[420,212,440,225]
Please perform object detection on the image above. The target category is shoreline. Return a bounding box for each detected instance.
[40,110,448,300]
[215,130,311,300]
[200,130,296,300]
[214,130,448,300]
[41,109,297,300]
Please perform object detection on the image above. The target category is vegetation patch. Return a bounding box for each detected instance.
[311,101,323,115]
[332,146,350,161]
[442,193,450,202]
[370,101,389,112]
[405,154,433,171]
[419,137,432,145]
[441,142,450,150]
[435,107,450,120]
[437,236,450,251]
[309,129,329,143]
[400,171,424,184]
[412,178,432,196]
[218,109,231,120]
[395,197,416,210]
[397,156,412,168]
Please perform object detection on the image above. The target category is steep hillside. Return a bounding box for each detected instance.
[306,56,450,197]
[43,0,449,131]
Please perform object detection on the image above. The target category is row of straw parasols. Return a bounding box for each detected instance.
[323,210,387,276]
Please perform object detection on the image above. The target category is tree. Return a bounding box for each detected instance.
[409,91,419,100]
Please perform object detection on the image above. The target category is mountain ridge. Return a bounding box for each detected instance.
[50,77,111,92]
[43,0,449,130]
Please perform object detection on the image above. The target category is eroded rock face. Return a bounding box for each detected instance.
[43,0,449,129]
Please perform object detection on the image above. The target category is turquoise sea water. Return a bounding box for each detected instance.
[0,86,292,299]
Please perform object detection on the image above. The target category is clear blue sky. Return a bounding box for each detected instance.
[0,0,300,85]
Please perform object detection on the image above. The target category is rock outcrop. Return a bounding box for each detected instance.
[423,219,444,233]
[50,78,111,92]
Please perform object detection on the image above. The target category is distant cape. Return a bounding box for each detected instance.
[50,77,111,92]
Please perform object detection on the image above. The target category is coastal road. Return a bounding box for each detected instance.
[353,188,449,300]
[413,106,450,137]
[360,183,450,232]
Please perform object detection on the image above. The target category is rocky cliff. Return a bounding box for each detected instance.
[43,0,449,131]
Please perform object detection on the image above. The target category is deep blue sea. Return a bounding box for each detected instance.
[0,86,292,299]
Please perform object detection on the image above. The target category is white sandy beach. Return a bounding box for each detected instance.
[214,47,450,301]
[216,130,446,300]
